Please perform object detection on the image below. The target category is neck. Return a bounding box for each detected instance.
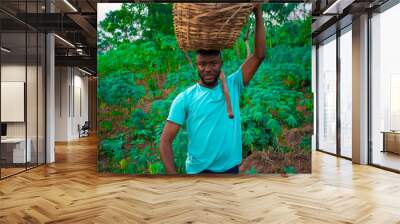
[199,80,218,89]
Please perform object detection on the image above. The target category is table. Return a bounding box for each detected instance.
[381,131,400,154]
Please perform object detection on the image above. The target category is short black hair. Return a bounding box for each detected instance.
[196,49,221,56]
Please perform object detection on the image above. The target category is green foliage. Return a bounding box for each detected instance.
[128,146,162,174]
[244,165,258,175]
[98,70,145,107]
[98,3,174,53]
[99,135,125,172]
[149,162,165,175]
[283,166,297,174]
[300,135,312,151]
[98,121,113,132]
[97,3,312,174]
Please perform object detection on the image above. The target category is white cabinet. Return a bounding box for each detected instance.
[1,138,32,163]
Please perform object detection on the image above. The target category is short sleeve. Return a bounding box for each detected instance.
[167,92,186,126]
[227,66,245,93]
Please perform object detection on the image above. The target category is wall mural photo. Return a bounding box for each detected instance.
[97,3,312,175]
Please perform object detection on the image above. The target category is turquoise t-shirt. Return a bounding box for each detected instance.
[167,66,245,174]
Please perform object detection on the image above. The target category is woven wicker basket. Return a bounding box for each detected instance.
[173,3,254,51]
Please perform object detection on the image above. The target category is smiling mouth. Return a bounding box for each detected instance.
[204,75,215,80]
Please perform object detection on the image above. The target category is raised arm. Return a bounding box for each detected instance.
[241,4,266,86]
[159,121,181,174]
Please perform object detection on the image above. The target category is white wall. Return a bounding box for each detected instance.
[55,66,69,141]
[1,64,25,81]
[55,67,89,141]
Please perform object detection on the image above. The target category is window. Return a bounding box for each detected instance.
[317,35,337,154]
[0,1,47,179]
[339,27,352,158]
[370,3,400,171]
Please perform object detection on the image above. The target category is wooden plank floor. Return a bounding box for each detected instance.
[1,135,400,224]
[1,167,26,178]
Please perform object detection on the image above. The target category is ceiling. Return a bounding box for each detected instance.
[311,0,391,43]
[1,0,97,74]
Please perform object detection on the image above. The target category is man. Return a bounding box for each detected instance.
[159,4,265,174]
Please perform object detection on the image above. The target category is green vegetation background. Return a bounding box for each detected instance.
[97,3,313,175]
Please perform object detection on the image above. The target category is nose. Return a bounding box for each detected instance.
[204,64,212,72]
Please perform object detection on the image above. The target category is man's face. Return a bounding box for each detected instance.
[196,54,223,86]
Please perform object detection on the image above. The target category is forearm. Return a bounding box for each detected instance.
[159,140,177,174]
[254,7,266,60]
